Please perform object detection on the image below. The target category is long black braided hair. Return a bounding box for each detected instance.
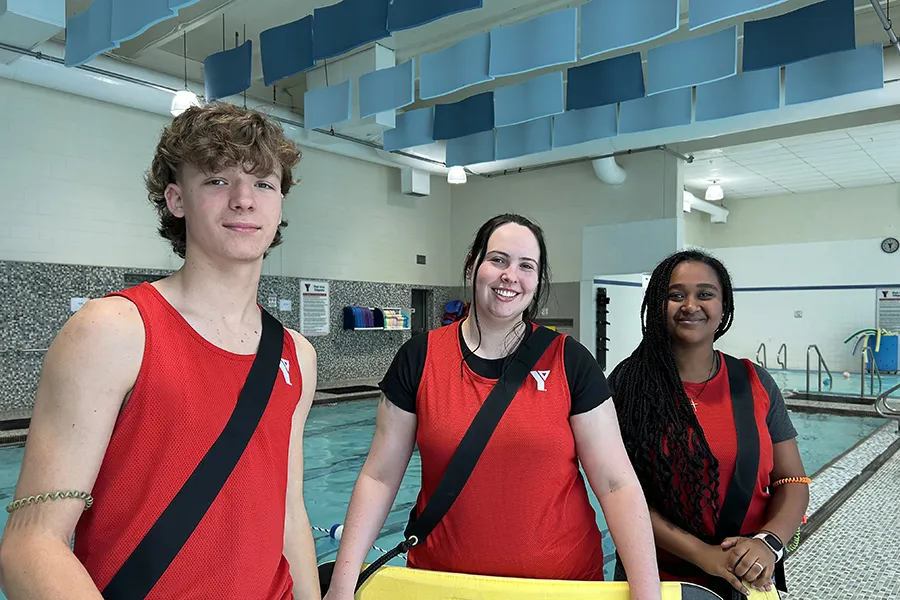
[609,249,735,539]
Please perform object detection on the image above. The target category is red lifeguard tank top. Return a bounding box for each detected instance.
[407,322,606,581]
[73,282,301,599]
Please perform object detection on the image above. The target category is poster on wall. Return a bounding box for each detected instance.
[300,281,330,337]
[641,273,651,291]
[876,287,900,333]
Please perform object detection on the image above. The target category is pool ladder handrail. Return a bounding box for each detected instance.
[776,343,788,370]
[875,381,900,420]
[806,345,834,396]
[756,343,767,369]
[860,346,883,398]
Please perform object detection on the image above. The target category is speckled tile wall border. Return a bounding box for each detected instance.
[0,260,459,411]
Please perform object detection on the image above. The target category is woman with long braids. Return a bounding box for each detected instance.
[323,214,661,600]
[609,249,809,599]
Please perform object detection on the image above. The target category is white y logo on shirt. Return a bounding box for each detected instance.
[279,358,292,386]
[530,370,550,392]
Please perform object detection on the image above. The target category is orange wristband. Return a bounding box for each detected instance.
[770,476,811,488]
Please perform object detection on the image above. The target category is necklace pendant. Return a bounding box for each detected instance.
[690,398,699,411]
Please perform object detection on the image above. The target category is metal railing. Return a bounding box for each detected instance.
[860,346,883,398]
[777,343,788,370]
[806,345,834,396]
[875,382,900,419]
[756,343,768,369]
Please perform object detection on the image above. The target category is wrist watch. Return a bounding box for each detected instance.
[753,532,785,562]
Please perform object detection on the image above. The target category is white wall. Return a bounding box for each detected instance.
[0,78,453,286]
[706,238,898,373]
[450,151,679,284]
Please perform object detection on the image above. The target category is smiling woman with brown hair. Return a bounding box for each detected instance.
[608,249,810,600]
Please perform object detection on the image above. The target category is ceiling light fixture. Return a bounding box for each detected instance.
[447,165,467,184]
[171,32,200,117]
[705,182,724,201]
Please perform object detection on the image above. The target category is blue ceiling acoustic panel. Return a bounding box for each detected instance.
[260,16,314,86]
[65,0,116,67]
[446,130,495,166]
[580,0,679,59]
[359,59,416,119]
[168,0,201,8]
[419,33,492,100]
[553,105,617,148]
[743,0,855,72]
[689,0,790,30]
[495,117,553,161]
[646,25,737,95]
[785,43,884,106]
[111,0,174,42]
[312,0,391,62]
[695,67,780,121]
[619,87,692,134]
[494,71,564,128]
[566,52,645,111]
[304,80,353,130]
[383,107,435,151]
[488,8,577,77]
[388,0,482,32]
[204,40,252,101]
[433,92,494,140]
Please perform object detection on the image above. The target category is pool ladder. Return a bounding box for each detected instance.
[875,381,900,421]
[776,343,788,370]
[860,346,883,398]
[756,343,768,368]
[806,345,834,396]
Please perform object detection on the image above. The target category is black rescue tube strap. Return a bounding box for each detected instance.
[102,308,284,600]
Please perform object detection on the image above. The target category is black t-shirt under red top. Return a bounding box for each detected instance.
[378,322,612,580]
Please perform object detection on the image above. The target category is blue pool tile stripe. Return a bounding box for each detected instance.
[566,52,645,111]
[785,43,884,106]
[646,25,738,95]
[742,0,856,72]
[387,0,482,32]
[382,107,435,151]
[495,117,554,160]
[358,59,416,119]
[488,8,578,77]
[433,92,495,140]
[553,105,618,148]
[696,67,781,121]
[619,87,692,133]
[446,130,496,166]
[689,0,790,30]
[304,80,353,130]
[493,71,565,128]
[419,33,493,100]
[111,0,174,42]
[203,40,253,101]
[65,0,117,67]
[312,0,391,62]
[260,16,315,86]
[580,0,680,59]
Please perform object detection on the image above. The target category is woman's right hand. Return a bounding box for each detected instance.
[693,543,751,597]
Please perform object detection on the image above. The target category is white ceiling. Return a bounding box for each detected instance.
[684,120,900,199]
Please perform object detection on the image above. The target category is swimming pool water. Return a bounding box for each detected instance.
[0,399,888,596]
[769,367,900,398]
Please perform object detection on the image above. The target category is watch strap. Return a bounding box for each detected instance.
[754,532,785,561]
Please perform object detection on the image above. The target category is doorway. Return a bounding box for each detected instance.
[411,289,431,336]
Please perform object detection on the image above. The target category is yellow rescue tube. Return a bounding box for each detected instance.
[349,564,779,600]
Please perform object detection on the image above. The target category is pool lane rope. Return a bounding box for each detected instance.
[314,524,407,559]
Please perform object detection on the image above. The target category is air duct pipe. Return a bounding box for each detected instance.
[683,190,728,223]
[591,156,627,184]
[870,0,900,54]
[0,40,449,175]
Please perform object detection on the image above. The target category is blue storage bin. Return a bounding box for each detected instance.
[866,334,900,372]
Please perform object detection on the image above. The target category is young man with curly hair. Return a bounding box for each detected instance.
[0,103,320,600]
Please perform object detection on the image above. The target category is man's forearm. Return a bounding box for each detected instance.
[284,510,321,600]
[0,534,104,600]
[599,482,661,600]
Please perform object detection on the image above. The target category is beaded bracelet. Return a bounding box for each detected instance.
[5,491,93,514]
[771,476,811,488]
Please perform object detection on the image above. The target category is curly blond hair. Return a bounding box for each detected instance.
[145,103,302,258]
